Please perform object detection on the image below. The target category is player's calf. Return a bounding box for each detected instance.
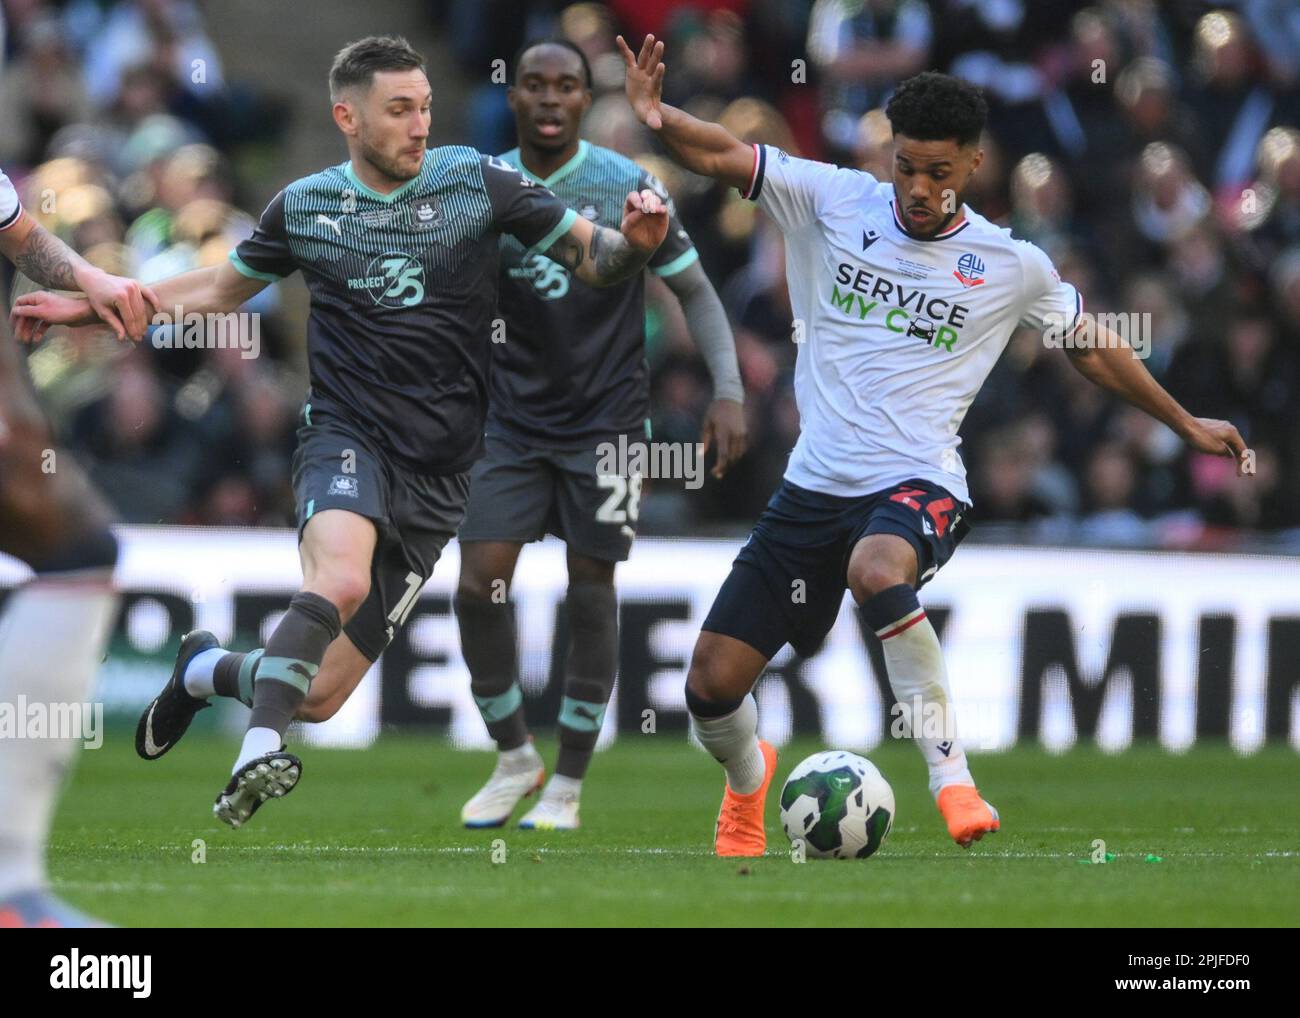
[684,632,775,855]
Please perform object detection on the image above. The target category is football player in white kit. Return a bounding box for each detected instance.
[619,35,1251,856]
[0,166,158,924]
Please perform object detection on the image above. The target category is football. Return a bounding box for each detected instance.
[779,750,895,859]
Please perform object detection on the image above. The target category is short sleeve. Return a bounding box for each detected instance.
[1018,241,1083,337]
[640,168,698,278]
[0,168,23,231]
[481,154,576,253]
[230,191,295,281]
[738,143,862,232]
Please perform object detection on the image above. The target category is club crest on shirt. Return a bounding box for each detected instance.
[410,197,443,229]
[329,475,359,498]
[577,200,601,221]
[953,252,985,287]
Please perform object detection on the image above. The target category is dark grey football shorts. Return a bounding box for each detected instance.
[292,404,469,662]
[458,429,640,562]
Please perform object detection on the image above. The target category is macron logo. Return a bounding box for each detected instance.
[50,950,151,998]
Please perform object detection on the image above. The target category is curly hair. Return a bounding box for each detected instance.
[885,72,987,146]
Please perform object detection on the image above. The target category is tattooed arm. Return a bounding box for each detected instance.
[0,210,159,340]
[540,188,668,288]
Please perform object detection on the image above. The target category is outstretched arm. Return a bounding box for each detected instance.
[1065,327,1251,474]
[660,260,748,477]
[0,210,160,340]
[11,259,269,344]
[617,34,755,190]
[540,187,668,288]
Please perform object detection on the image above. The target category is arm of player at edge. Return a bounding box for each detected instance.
[1064,324,1253,476]
[0,209,161,342]
[11,259,270,345]
[617,34,756,191]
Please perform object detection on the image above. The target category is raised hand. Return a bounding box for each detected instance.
[616,34,666,130]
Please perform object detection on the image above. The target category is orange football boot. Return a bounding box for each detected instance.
[714,741,778,857]
[937,784,1000,847]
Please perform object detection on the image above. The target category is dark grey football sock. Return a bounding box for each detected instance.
[455,593,528,750]
[246,591,340,738]
[555,582,618,779]
[213,649,262,708]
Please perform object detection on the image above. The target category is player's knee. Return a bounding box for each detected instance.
[849,559,911,603]
[456,569,504,604]
[685,639,740,704]
[308,567,370,622]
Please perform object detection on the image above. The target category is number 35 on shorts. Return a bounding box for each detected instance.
[596,472,642,525]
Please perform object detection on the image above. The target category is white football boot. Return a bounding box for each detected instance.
[460,742,545,828]
[518,783,581,830]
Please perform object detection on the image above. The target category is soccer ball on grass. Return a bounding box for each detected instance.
[779,750,894,859]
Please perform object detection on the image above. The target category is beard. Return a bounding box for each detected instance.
[897,183,970,238]
[356,132,422,184]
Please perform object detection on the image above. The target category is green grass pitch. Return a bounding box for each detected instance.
[49,733,1299,926]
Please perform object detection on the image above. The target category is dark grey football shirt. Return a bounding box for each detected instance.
[491,140,698,445]
[231,146,577,474]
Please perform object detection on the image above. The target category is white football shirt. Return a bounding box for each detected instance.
[0,167,22,232]
[741,143,1081,505]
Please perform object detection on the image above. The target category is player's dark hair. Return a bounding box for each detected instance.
[511,37,592,90]
[329,35,426,100]
[885,72,987,146]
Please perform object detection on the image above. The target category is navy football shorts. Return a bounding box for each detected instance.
[458,428,642,563]
[701,477,970,660]
[292,402,469,662]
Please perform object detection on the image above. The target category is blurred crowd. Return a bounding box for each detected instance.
[4,0,1300,548]
[1,0,298,526]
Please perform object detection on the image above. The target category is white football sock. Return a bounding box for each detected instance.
[0,574,117,899]
[182,647,226,699]
[542,774,582,801]
[691,694,765,795]
[877,610,975,799]
[499,741,543,772]
[232,727,283,774]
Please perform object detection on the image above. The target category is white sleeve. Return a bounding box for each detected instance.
[738,143,863,232]
[0,168,22,231]
[1017,241,1083,338]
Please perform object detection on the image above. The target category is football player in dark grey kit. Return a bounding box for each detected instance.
[455,39,747,830]
[14,35,669,830]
